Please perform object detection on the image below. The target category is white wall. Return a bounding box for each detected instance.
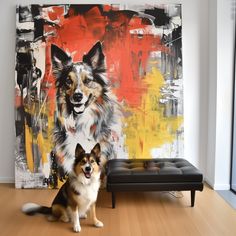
[207,0,235,190]
[0,2,16,182]
[207,0,217,188]
[0,0,210,185]
[214,0,234,189]
[182,0,209,176]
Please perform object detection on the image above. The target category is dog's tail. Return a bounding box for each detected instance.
[22,203,52,215]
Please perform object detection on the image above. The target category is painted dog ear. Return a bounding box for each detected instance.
[83,42,105,72]
[75,143,85,159]
[51,44,72,78]
[91,143,101,157]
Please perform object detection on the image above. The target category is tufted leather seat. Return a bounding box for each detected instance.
[106,158,204,208]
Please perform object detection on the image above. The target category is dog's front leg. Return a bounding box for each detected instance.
[71,206,81,232]
[91,203,104,228]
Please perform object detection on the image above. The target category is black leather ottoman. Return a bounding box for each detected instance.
[106,158,204,208]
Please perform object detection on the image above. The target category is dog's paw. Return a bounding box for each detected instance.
[79,213,87,219]
[73,223,81,233]
[94,220,104,228]
[60,214,70,223]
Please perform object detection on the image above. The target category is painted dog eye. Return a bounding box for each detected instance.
[84,78,92,85]
[66,78,73,85]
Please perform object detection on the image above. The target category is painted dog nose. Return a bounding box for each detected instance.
[85,166,91,172]
[73,93,83,102]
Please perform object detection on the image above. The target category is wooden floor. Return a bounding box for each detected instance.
[0,184,236,236]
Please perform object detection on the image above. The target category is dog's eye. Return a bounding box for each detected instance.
[80,160,86,165]
[66,78,73,85]
[90,159,95,164]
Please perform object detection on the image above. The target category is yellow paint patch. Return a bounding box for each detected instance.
[24,101,54,170]
[124,67,183,159]
[23,96,64,187]
[25,123,34,172]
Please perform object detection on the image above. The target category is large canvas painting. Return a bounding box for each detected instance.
[15,4,183,188]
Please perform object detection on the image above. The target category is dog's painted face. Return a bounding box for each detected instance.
[51,42,106,115]
[73,143,101,179]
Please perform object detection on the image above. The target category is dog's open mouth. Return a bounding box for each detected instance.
[71,94,93,114]
[72,103,85,114]
[83,170,92,179]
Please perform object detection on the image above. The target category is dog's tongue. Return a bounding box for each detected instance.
[84,172,91,178]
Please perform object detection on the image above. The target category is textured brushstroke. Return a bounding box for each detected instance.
[124,67,183,159]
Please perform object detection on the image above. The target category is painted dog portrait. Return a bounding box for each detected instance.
[51,41,122,175]
[15,4,184,188]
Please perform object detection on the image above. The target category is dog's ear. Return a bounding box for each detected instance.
[75,143,85,159]
[83,42,105,72]
[91,143,101,164]
[51,44,72,78]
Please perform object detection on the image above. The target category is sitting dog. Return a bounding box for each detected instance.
[22,143,104,233]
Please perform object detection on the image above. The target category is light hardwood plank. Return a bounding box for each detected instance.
[0,184,236,236]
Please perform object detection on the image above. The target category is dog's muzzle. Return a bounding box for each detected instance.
[83,165,93,179]
[71,94,93,115]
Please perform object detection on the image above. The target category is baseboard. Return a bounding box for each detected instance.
[0,177,15,183]
[204,177,230,190]
[213,184,230,190]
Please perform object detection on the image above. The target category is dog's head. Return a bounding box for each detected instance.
[73,143,101,179]
[51,42,107,115]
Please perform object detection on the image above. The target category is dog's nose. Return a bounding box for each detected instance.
[73,93,83,102]
[85,166,91,172]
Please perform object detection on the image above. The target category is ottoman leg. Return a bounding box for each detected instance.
[191,190,195,207]
[112,192,116,208]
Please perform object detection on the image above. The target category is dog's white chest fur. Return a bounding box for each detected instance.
[71,174,100,214]
[59,113,98,172]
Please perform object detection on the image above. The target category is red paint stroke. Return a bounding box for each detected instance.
[15,88,22,107]
[90,124,97,134]
[43,5,170,109]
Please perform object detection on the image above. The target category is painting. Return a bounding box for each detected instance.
[15,4,183,188]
